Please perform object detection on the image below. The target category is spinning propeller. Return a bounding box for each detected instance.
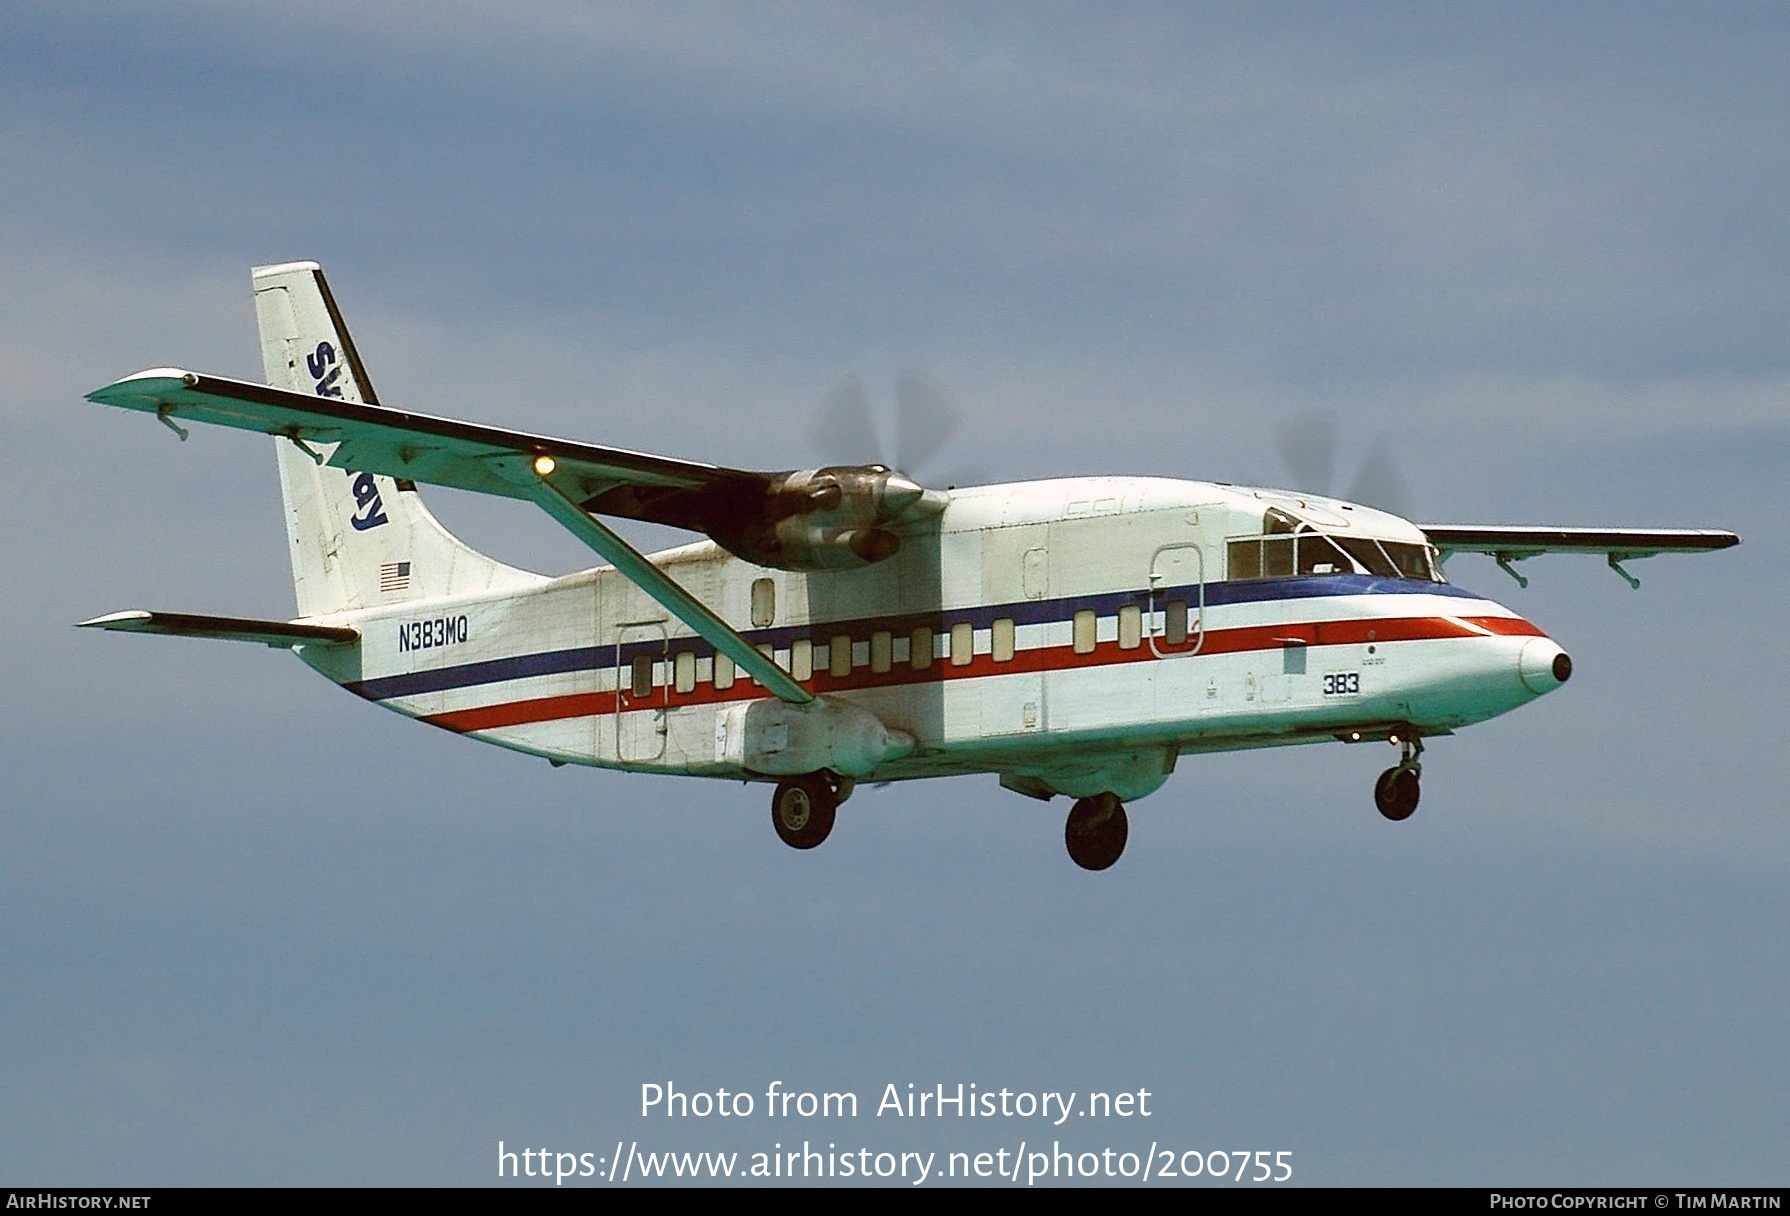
[1273,409,1412,518]
[810,371,964,484]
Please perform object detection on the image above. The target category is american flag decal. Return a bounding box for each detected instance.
[379,561,411,593]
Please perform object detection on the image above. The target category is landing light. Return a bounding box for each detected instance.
[533,455,556,476]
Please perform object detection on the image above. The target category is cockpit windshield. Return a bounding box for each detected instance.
[1227,528,1444,583]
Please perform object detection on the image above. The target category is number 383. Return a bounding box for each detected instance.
[1322,672,1361,696]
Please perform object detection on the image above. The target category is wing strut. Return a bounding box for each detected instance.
[528,465,814,705]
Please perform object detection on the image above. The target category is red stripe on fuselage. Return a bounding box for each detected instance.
[415,613,1544,734]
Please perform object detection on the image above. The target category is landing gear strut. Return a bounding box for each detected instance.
[1374,736,1424,821]
[1065,793,1128,870]
[771,772,839,850]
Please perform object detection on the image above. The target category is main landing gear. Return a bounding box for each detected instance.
[1374,736,1424,821]
[1065,793,1129,871]
[771,772,849,850]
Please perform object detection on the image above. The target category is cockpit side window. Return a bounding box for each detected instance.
[1226,532,1325,578]
[1227,530,1446,582]
[1337,535,1443,581]
[1382,541,1440,581]
[1335,536,1400,579]
[1297,534,1354,576]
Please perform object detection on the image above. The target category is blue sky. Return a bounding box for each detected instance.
[1,2,1784,1185]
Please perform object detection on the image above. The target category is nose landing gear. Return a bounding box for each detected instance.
[1065,793,1129,870]
[1374,736,1423,821]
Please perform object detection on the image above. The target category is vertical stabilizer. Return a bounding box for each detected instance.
[251,262,545,617]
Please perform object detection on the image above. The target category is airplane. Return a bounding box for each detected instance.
[79,262,1740,870]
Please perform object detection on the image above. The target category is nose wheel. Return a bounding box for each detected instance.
[771,773,839,849]
[1065,793,1128,870]
[1374,736,1423,821]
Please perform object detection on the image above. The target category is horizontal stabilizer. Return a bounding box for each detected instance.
[79,610,358,649]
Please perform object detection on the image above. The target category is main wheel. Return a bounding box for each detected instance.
[1374,766,1420,821]
[771,774,838,850]
[1065,794,1128,871]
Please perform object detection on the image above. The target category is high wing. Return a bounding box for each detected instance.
[1419,525,1740,588]
[87,368,765,528]
[87,367,824,703]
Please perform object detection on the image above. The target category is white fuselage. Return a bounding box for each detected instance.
[300,477,1565,802]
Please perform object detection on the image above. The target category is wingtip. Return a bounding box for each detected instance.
[85,368,197,405]
[77,610,154,630]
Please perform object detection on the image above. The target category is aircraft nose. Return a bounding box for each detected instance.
[1519,636,1573,694]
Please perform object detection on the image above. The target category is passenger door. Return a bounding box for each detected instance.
[615,621,668,762]
[980,524,1047,736]
[1149,543,1204,656]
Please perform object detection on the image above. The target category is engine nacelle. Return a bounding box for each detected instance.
[707,465,945,571]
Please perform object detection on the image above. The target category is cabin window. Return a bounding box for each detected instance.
[991,618,1015,662]
[1072,609,1097,655]
[950,622,974,666]
[1164,599,1189,646]
[871,631,893,673]
[714,653,735,690]
[673,651,696,694]
[630,654,655,698]
[1118,604,1142,650]
[791,638,813,681]
[911,627,934,670]
[750,578,776,628]
[831,634,853,678]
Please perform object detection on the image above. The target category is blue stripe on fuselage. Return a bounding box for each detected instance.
[343,574,1486,702]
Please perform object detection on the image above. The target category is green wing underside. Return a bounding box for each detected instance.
[86,370,765,517]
